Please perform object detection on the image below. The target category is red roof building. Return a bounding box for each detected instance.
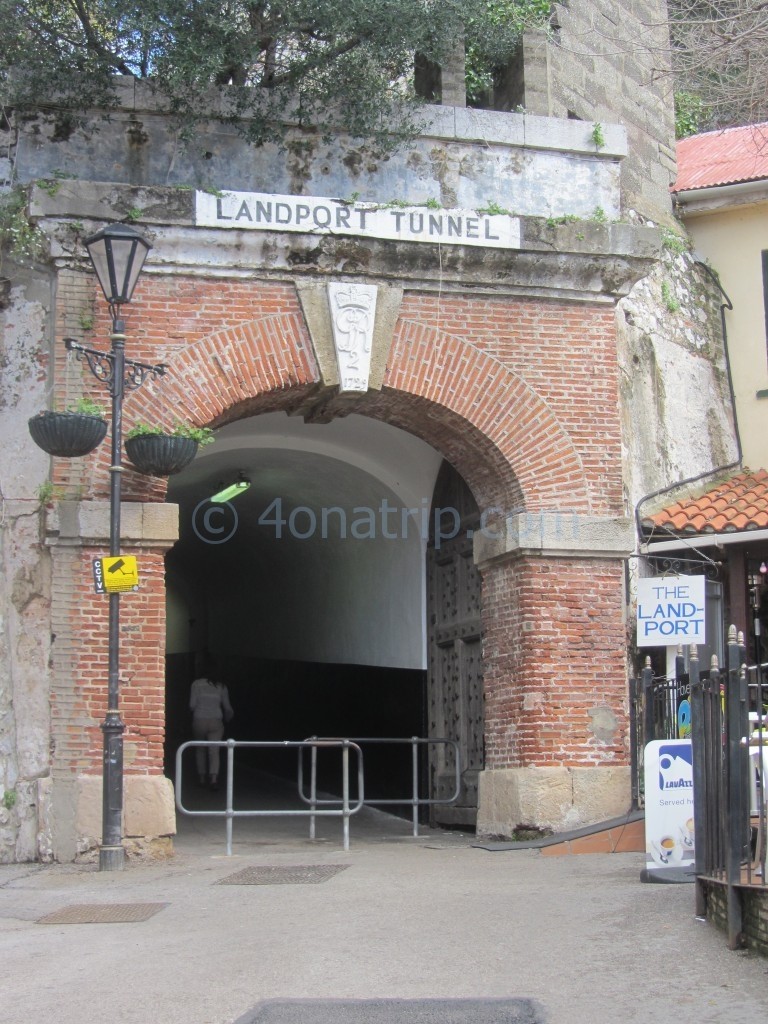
[643,470,768,536]
[672,123,768,193]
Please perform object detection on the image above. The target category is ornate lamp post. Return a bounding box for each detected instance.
[67,224,166,871]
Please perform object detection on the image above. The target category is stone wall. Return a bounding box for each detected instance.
[513,2,676,224]
[0,264,55,862]
[618,242,737,511]
[12,91,628,222]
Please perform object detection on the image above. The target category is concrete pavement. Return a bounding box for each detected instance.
[1,806,768,1024]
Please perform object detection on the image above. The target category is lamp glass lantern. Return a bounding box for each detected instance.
[84,223,152,307]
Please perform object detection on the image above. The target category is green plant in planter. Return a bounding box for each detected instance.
[125,421,214,445]
[124,421,214,476]
[65,397,106,417]
[28,397,109,457]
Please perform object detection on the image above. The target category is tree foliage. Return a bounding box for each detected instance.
[1,1,548,147]
[667,0,768,133]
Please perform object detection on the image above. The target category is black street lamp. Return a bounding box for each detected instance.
[66,224,166,871]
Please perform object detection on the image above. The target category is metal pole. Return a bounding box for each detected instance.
[226,739,235,856]
[725,625,745,948]
[310,739,317,841]
[100,321,126,872]
[629,675,639,810]
[342,741,350,852]
[642,658,655,746]
[411,737,419,838]
[689,644,707,916]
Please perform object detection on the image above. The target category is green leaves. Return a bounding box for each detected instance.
[2,1,548,148]
[674,91,705,139]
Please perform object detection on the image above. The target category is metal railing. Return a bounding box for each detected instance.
[629,650,696,807]
[690,631,767,948]
[300,736,461,839]
[630,631,767,949]
[175,738,364,854]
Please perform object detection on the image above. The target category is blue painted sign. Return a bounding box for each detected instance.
[637,575,705,646]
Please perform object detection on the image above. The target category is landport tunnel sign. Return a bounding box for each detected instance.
[636,575,706,646]
[195,190,521,249]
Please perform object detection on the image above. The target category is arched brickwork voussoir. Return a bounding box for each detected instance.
[117,312,322,501]
[386,320,593,513]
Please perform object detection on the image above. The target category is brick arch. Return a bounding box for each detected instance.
[383,319,590,511]
[113,310,590,511]
[117,311,320,501]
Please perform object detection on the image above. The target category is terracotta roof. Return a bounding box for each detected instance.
[643,470,768,537]
[671,123,768,193]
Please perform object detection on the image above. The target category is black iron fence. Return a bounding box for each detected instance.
[629,647,693,808]
[631,627,767,950]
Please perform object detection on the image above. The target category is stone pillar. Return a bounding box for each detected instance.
[414,38,466,107]
[43,500,178,861]
[475,513,634,837]
[440,38,467,108]
[491,30,551,114]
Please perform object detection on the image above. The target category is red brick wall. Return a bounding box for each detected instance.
[50,546,167,775]
[394,293,622,513]
[482,556,628,768]
[49,271,628,775]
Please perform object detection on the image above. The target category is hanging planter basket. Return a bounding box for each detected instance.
[124,434,198,476]
[28,411,108,458]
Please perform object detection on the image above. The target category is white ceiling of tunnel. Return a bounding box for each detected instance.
[167,411,444,518]
[165,411,441,668]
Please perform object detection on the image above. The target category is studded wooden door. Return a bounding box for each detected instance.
[427,462,484,827]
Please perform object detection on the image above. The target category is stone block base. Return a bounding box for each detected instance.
[476,766,631,839]
[39,774,176,862]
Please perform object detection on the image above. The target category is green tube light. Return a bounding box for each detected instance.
[210,478,250,503]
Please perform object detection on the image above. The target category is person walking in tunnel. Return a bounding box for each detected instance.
[189,657,234,790]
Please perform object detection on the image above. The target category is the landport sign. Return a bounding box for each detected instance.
[636,574,705,646]
[195,190,521,249]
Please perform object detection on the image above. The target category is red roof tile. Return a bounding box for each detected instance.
[671,123,768,193]
[643,470,768,536]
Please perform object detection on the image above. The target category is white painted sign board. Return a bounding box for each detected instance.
[636,574,705,646]
[195,191,521,249]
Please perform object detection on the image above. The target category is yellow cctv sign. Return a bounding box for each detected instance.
[92,555,139,594]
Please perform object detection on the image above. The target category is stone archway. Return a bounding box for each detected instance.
[47,274,634,857]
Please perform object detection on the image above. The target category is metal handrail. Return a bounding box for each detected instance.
[300,736,461,838]
[175,738,364,854]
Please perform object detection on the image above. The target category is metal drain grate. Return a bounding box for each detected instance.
[217,864,349,886]
[234,998,545,1023]
[38,903,168,925]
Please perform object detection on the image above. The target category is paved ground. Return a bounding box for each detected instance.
[2,807,768,1024]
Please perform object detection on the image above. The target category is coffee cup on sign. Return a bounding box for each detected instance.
[653,834,681,865]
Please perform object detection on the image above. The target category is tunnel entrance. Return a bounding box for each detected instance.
[163,411,482,824]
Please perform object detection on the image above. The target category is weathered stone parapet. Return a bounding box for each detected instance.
[476,766,632,837]
[19,97,628,219]
[475,513,635,566]
[30,183,661,304]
